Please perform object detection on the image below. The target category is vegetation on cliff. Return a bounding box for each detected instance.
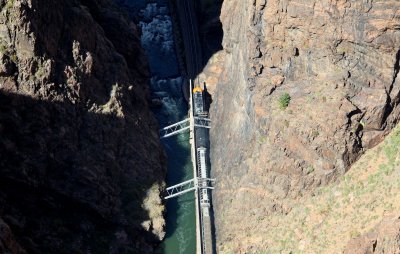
[218,124,400,253]
[204,0,400,252]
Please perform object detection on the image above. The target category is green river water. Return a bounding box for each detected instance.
[113,0,198,253]
[157,132,196,253]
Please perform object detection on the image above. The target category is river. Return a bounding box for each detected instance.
[114,1,196,253]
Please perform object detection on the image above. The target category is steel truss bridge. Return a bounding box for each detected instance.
[160,80,215,254]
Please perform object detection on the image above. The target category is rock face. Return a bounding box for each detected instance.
[344,216,400,254]
[0,218,26,254]
[0,0,165,253]
[208,0,400,252]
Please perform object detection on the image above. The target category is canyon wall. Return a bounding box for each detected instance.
[208,0,400,252]
[0,0,165,253]
[345,215,400,254]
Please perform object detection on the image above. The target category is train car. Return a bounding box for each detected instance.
[196,127,208,148]
[193,85,205,116]
[197,147,210,206]
[193,84,209,148]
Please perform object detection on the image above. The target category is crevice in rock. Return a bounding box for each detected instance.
[372,239,377,251]
[375,49,400,129]
[391,48,400,90]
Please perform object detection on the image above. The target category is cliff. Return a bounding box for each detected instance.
[345,215,400,254]
[205,0,400,252]
[0,0,165,253]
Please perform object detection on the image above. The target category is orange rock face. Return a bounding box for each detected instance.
[344,216,400,254]
[209,0,400,252]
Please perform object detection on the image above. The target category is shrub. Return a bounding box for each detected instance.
[311,130,320,139]
[9,53,17,63]
[306,166,314,174]
[0,44,7,54]
[5,0,14,10]
[279,92,291,109]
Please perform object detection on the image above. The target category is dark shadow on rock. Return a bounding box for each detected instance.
[0,91,162,254]
[198,0,224,67]
[170,0,224,99]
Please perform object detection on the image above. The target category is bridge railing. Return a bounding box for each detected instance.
[159,118,190,139]
[164,178,215,200]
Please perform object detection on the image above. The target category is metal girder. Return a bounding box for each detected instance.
[165,178,196,199]
[164,178,215,200]
[159,116,211,139]
[159,118,190,139]
[194,117,211,129]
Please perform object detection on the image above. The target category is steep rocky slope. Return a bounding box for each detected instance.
[205,0,400,252]
[0,218,26,254]
[345,215,400,254]
[212,124,400,253]
[0,0,165,253]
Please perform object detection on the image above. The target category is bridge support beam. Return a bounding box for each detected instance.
[159,118,190,139]
[159,118,211,139]
[164,178,215,200]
